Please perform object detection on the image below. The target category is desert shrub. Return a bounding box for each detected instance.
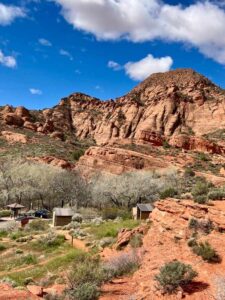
[10,231,26,240]
[163,141,171,149]
[208,189,225,200]
[192,181,209,198]
[0,231,8,238]
[130,234,143,248]
[0,210,11,218]
[197,152,210,162]
[194,195,208,204]
[0,277,17,287]
[155,260,197,294]
[187,238,197,248]
[33,233,65,250]
[0,243,6,252]
[104,251,140,278]
[188,218,213,234]
[160,187,178,199]
[68,282,99,300]
[72,149,85,161]
[184,168,195,177]
[27,219,49,232]
[20,254,38,265]
[15,249,23,254]
[68,255,106,289]
[188,218,198,230]
[192,242,220,262]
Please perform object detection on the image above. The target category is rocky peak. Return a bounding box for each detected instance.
[131,68,215,92]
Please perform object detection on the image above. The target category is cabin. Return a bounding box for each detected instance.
[132,203,154,220]
[53,208,74,227]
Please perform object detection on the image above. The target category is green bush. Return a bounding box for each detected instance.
[0,210,11,218]
[188,218,198,230]
[69,282,99,300]
[67,255,106,300]
[194,195,208,204]
[187,238,197,248]
[0,243,6,252]
[20,254,38,265]
[192,242,220,262]
[10,231,26,240]
[208,189,225,200]
[184,168,195,177]
[197,152,210,162]
[155,261,198,294]
[0,231,8,238]
[192,181,209,197]
[160,187,178,199]
[130,234,143,248]
[188,218,213,234]
[68,256,106,289]
[163,141,171,149]
[72,149,85,161]
[27,219,49,232]
[34,233,65,250]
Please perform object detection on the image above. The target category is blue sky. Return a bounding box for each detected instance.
[1,0,225,109]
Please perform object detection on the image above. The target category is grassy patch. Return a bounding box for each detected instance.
[87,219,140,240]
[2,248,83,286]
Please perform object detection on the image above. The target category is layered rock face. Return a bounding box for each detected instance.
[1,68,225,173]
[125,199,225,300]
[1,69,225,147]
[77,146,169,174]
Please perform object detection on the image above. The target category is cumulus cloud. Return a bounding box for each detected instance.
[53,0,225,64]
[0,3,25,26]
[59,49,73,60]
[30,88,42,95]
[108,54,173,81]
[38,38,52,47]
[125,54,173,81]
[0,50,16,68]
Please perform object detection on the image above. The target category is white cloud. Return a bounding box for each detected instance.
[30,88,42,95]
[125,54,173,81]
[108,60,122,71]
[38,38,52,47]
[0,50,16,68]
[53,0,225,64]
[59,49,73,60]
[0,3,25,26]
[108,54,173,81]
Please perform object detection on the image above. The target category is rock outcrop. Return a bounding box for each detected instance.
[123,199,225,299]
[77,146,169,174]
[1,69,225,150]
[1,68,225,173]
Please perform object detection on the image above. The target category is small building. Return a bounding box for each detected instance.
[7,203,25,218]
[53,208,74,227]
[133,203,154,220]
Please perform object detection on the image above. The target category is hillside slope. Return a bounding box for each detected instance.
[1,68,225,174]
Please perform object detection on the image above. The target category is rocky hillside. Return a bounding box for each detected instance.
[1,68,225,174]
[101,199,225,300]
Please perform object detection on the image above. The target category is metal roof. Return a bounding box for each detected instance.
[54,208,74,217]
[137,203,154,212]
[7,203,25,209]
